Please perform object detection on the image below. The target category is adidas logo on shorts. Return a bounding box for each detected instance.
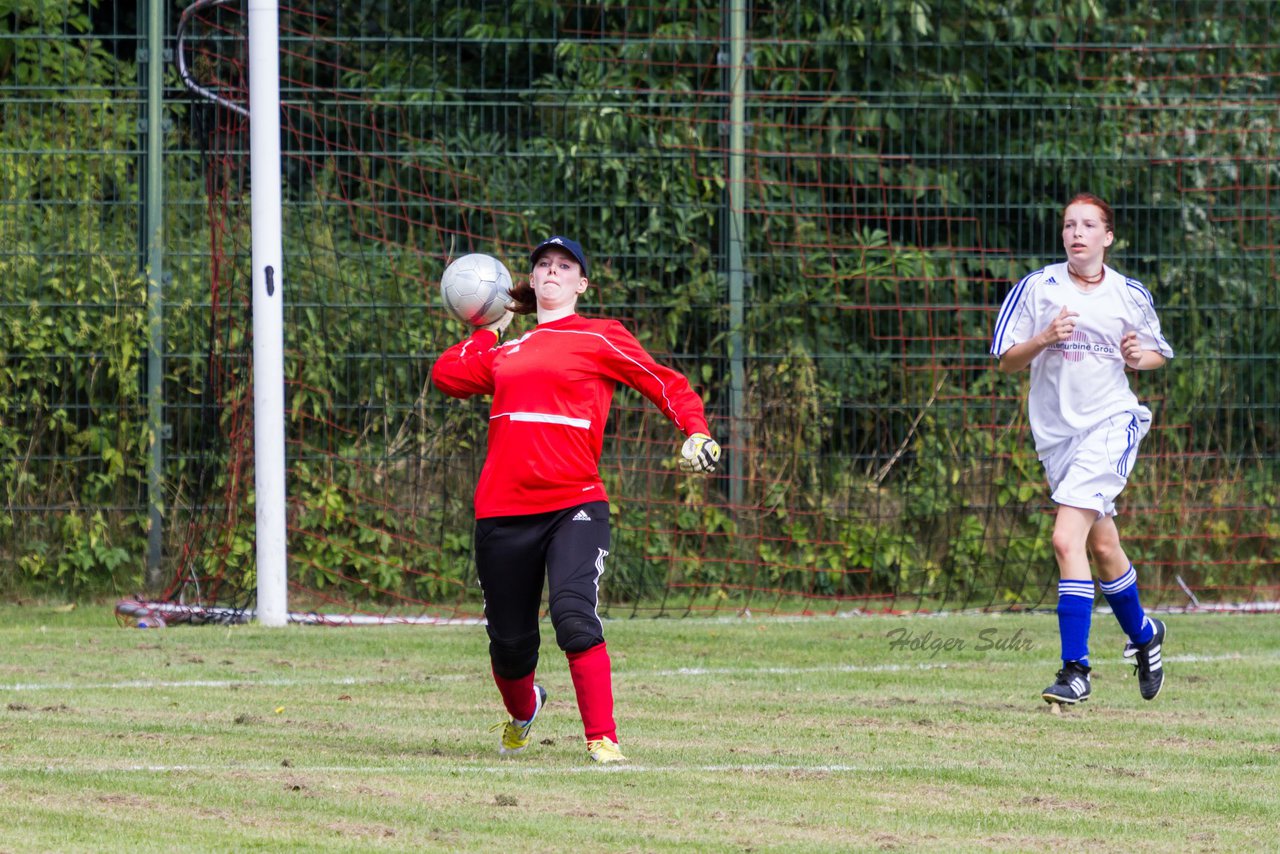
[572,509,592,522]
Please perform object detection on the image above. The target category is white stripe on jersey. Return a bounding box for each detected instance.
[492,411,593,430]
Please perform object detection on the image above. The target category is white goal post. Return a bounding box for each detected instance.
[247,0,288,626]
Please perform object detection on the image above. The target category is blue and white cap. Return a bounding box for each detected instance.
[530,235,589,277]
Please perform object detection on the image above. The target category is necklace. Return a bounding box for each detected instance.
[1068,264,1105,286]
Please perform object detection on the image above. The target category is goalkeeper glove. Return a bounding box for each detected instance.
[679,433,721,474]
[481,310,514,336]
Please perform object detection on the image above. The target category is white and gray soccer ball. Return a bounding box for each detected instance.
[440,253,513,326]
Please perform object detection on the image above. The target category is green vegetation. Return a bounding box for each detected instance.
[1,1,1277,605]
[0,0,145,596]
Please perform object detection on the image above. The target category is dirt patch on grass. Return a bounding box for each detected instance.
[324,820,398,840]
[1018,794,1099,812]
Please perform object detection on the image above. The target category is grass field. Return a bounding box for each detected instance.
[0,605,1277,852]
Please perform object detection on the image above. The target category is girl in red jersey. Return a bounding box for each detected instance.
[431,235,720,763]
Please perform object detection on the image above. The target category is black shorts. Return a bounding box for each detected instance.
[475,501,611,655]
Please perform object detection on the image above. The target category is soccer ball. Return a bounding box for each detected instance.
[439,253,513,326]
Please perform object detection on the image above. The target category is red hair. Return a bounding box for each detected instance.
[1063,192,1114,233]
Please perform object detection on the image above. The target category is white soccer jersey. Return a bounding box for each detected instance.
[990,262,1174,455]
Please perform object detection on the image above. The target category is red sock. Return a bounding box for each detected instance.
[566,642,617,743]
[492,669,538,722]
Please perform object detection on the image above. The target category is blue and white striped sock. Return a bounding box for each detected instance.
[1057,579,1095,666]
[1100,564,1153,645]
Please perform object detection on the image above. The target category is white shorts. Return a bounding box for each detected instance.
[1041,409,1151,517]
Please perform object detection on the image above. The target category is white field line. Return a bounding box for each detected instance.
[658,661,956,677]
[618,603,1280,622]
[653,651,1278,677]
[5,762,909,776]
[0,651,1272,694]
[0,674,460,692]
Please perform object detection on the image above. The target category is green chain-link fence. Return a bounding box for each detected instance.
[3,1,1277,614]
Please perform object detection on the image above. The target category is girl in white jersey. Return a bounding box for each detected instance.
[990,193,1174,708]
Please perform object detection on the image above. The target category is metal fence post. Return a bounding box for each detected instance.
[143,0,166,590]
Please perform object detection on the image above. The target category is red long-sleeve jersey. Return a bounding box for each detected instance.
[431,313,711,519]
